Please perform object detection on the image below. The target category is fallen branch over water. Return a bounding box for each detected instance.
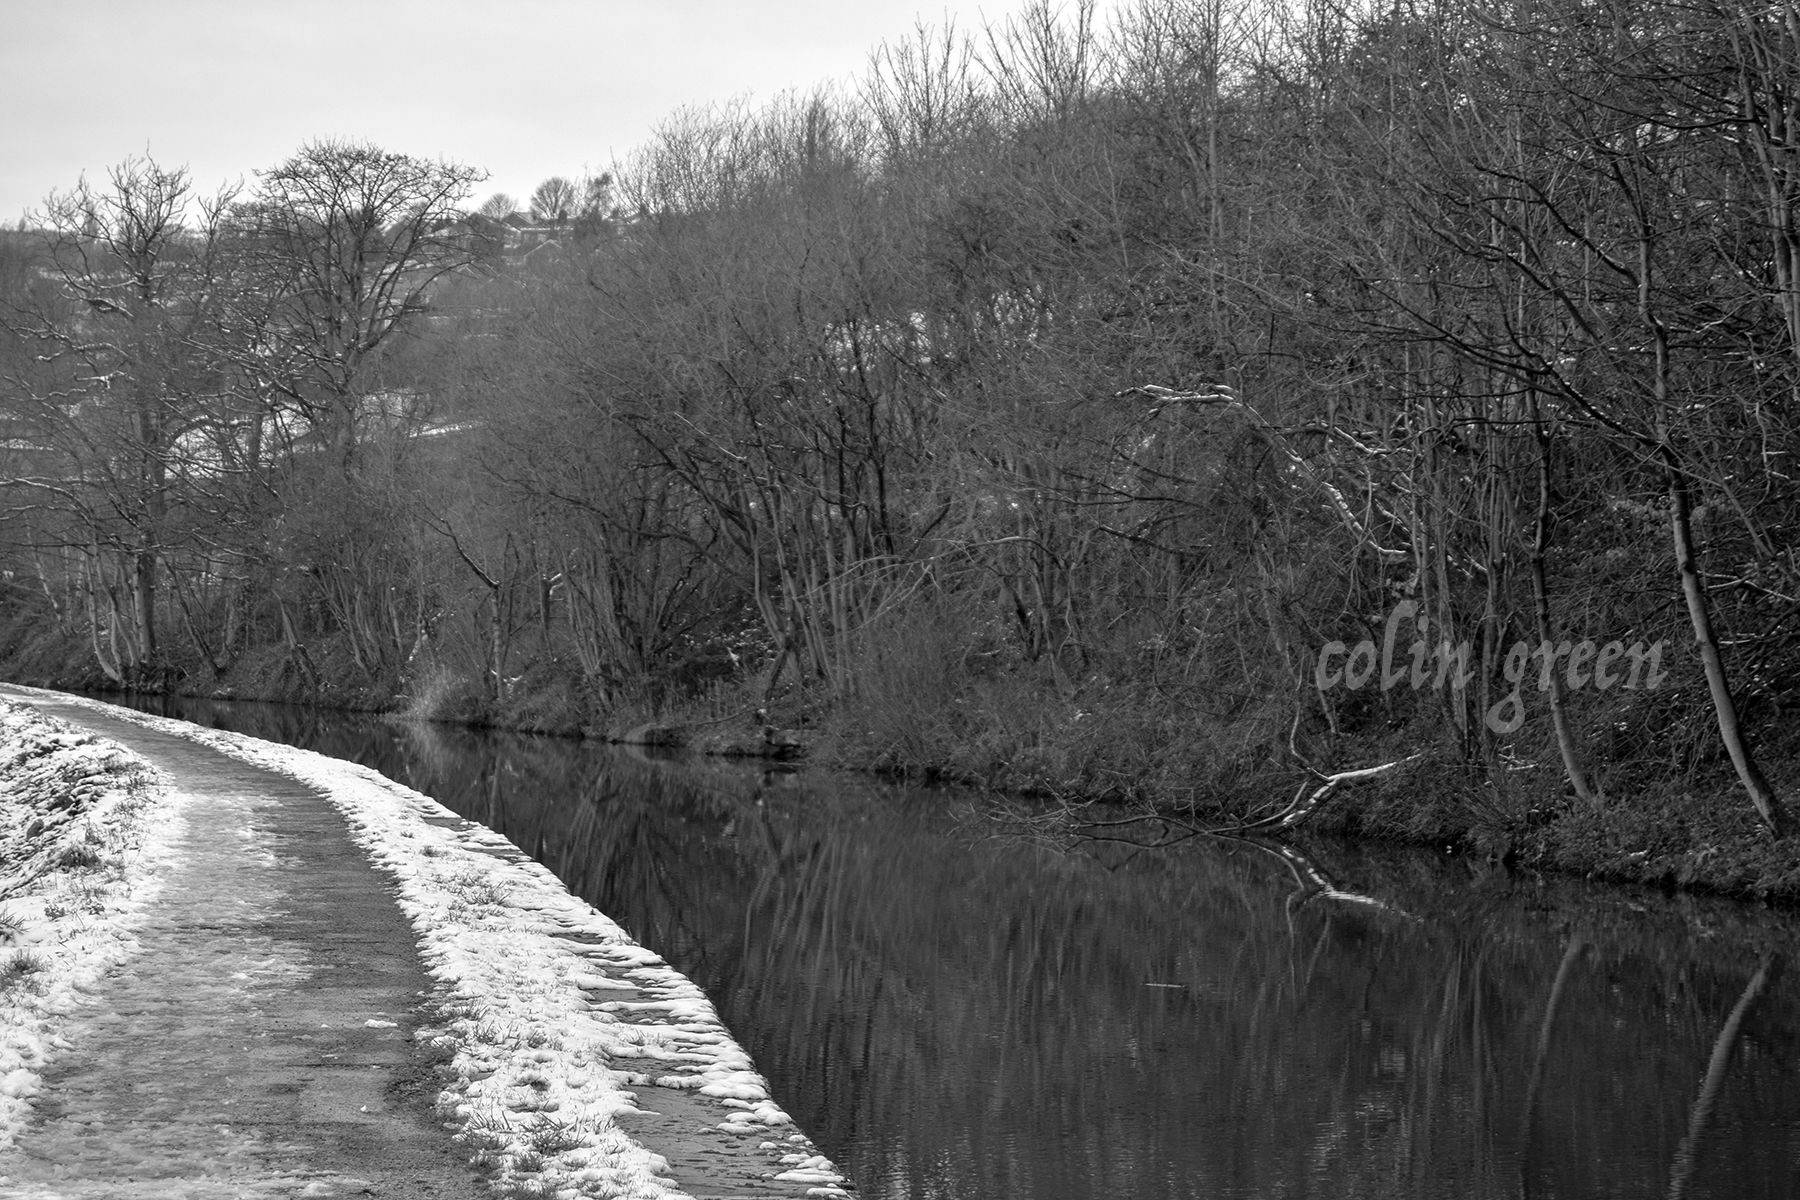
[1064,809,1419,918]
[1065,751,1426,842]
[1230,751,1428,834]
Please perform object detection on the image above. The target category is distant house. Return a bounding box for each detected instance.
[437,211,565,269]
[505,214,563,262]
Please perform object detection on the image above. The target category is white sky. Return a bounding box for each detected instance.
[0,0,1105,224]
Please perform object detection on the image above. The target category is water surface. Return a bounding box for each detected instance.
[111,693,1800,1200]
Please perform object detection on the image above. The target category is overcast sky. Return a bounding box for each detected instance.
[1,0,1095,224]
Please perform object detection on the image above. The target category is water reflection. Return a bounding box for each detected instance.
[109,692,1800,1200]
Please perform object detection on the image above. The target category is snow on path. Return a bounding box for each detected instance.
[0,698,187,1157]
[1,688,851,1200]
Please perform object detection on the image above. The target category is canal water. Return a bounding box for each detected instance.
[108,693,1800,1199]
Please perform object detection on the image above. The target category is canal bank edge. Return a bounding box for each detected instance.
[0,686,852,1200]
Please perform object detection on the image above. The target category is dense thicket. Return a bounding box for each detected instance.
[6,0,1800,843]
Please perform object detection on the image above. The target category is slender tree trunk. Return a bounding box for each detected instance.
[1638,213,1785,833]
[1529,399,1601,805]
[84,555,125,686]
[169,570,223,678]
[133,546,158,677]
[1662,434,1785,833]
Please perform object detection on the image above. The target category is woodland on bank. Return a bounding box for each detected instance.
[5,0,1800,866]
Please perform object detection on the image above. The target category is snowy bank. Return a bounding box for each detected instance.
[0,698,185,1153]
[7,689,850,1200]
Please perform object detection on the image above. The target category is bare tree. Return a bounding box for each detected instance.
[477,191,518,220]
[530,176,579,224]
[0,156,235,684]
[228,139,483,465]
[979,0,1103,123]
[863,18,985,162]
[579,174,613,215]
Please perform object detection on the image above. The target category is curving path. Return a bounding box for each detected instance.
[0,690,483,1199]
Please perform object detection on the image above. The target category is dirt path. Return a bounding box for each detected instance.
[0,692,484,1199]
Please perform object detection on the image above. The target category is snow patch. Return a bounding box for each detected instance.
[0,698,186,1153]
[4,690,851,1200]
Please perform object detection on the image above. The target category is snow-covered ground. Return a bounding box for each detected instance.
[0,691,850,1199]
[0,698,187,1154]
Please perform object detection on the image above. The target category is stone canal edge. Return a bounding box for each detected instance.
[0,684,851,1200]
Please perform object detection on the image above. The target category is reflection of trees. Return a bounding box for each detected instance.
[1519,932,1585,1187]
[675,805,1800,1200]
[1668,955,1780,1200]
[114,693,1800,1200]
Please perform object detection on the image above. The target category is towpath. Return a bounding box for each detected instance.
[0,688,483,1199]
[0,689,845,1199]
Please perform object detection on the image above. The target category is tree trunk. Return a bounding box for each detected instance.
[85,556,125,687]
[1638,205,1784,834]
[1663,437,1785,833]
[1529,403,1602,805]
[133,545,159,679]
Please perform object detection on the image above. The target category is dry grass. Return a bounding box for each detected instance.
[0,950,48,992]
